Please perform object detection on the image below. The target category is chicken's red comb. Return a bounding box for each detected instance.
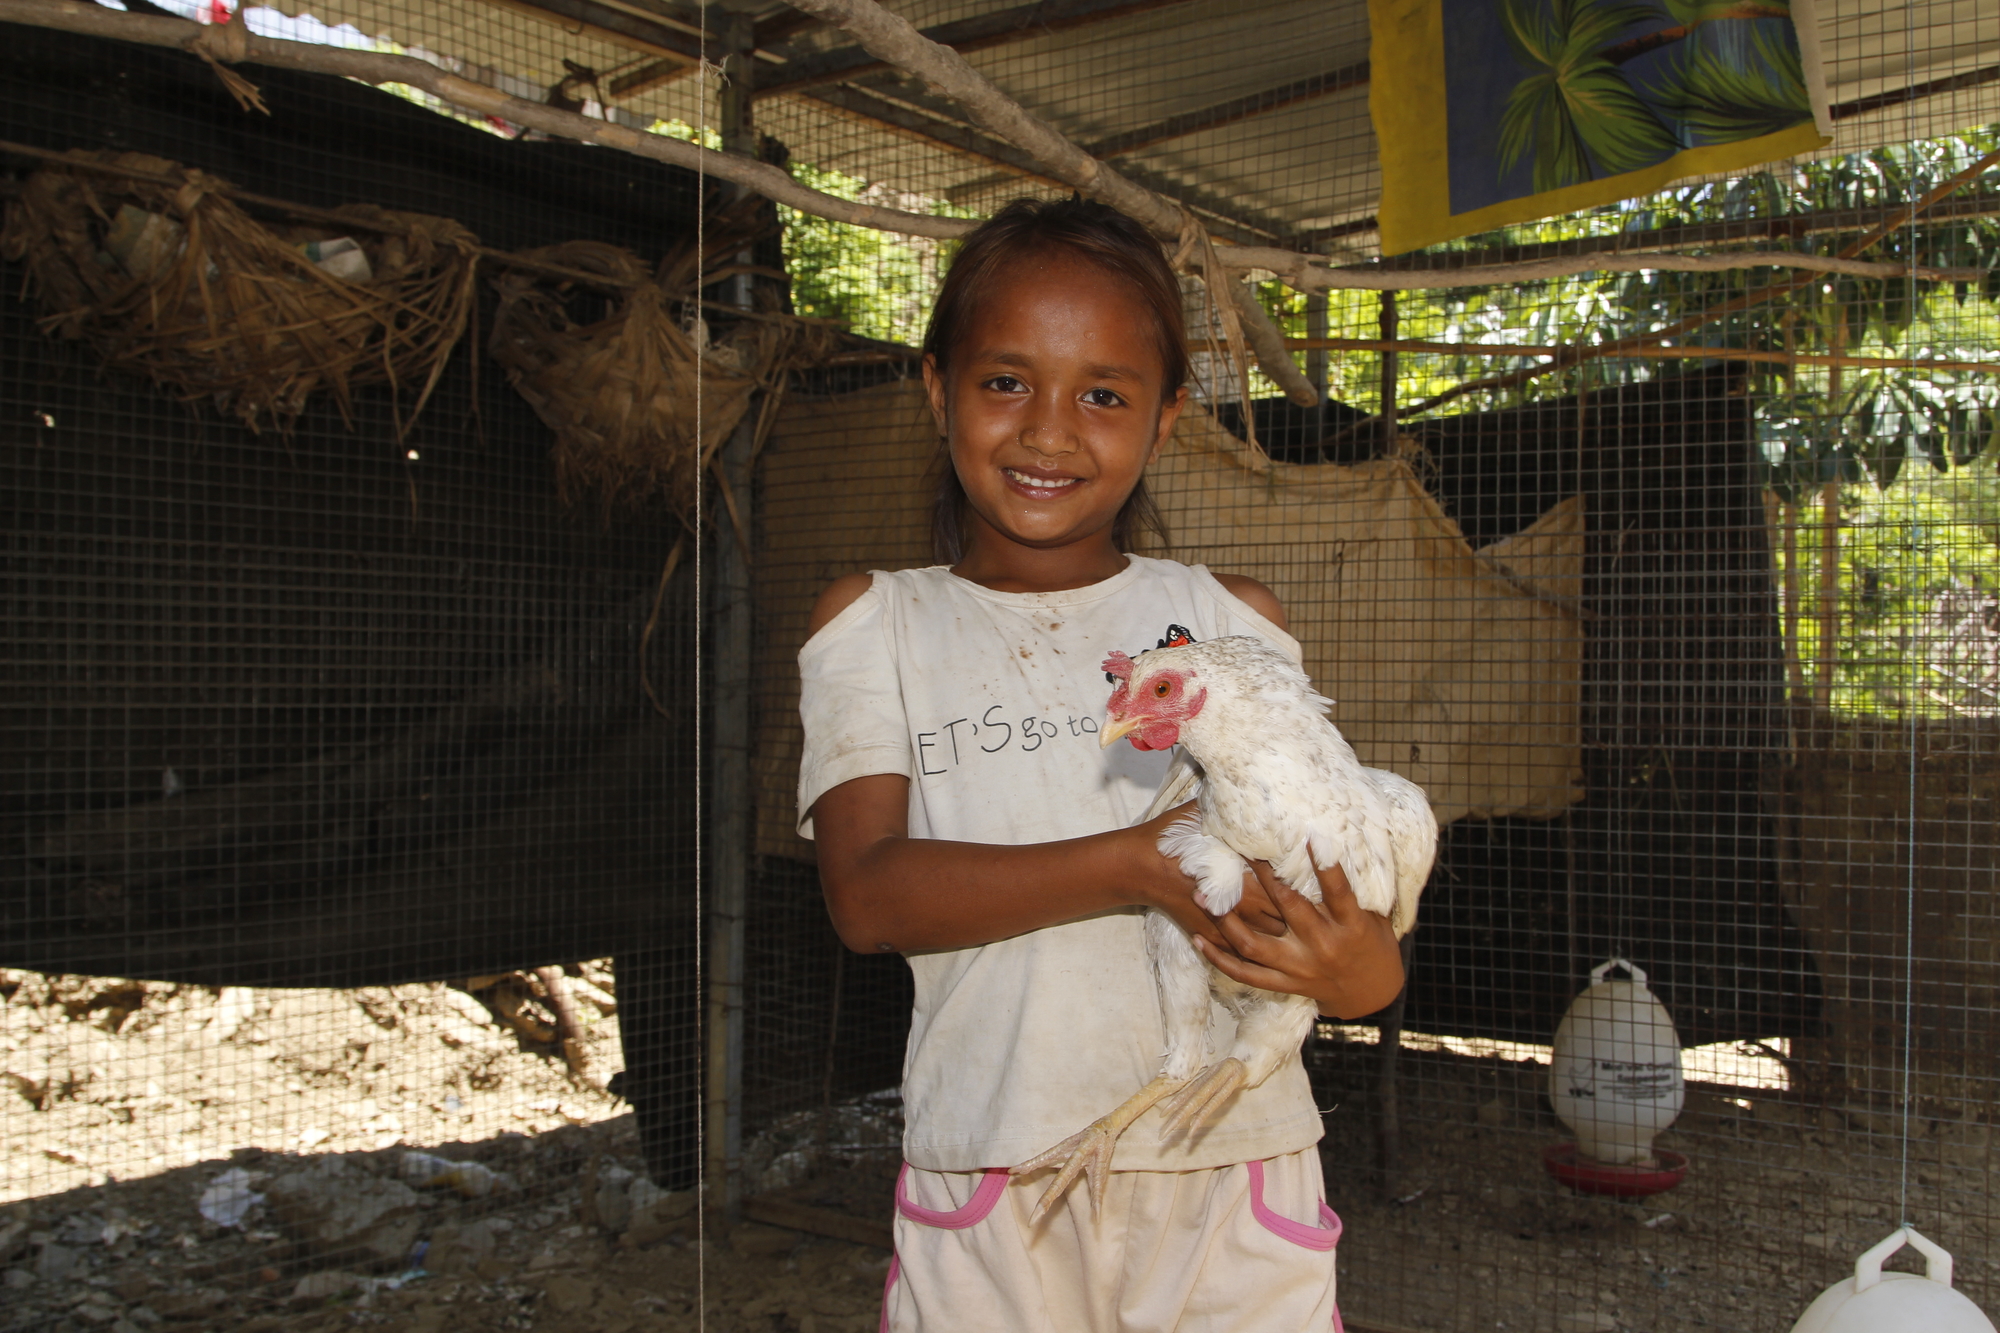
[1101,651,1134,681]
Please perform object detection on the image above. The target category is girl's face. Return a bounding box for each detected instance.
[924,254,1186,561]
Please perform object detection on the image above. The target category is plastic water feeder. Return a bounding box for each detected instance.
[1543,959,1687,1197]
[1791,1227,1996,1333]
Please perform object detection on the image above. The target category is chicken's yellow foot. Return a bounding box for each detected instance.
[1158,1058,1248,1139]
[1010,1073,1185,1224]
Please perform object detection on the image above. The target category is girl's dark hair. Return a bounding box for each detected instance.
[924,196,1183,564]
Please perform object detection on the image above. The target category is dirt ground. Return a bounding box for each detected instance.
[2,966,629,1204]
[6,968,1996,1333]
[1306,1031,1998,1333]
[2,966,895,1333]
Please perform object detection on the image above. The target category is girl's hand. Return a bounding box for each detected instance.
[1196,861,1406,1020]
[1128,804,1290,948]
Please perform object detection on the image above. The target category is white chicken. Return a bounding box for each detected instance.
[1013,635,1437,1220]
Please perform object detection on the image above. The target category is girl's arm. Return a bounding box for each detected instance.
[812,773,1242,956]
[815,776,1406,1018]
[806,573,1287,956]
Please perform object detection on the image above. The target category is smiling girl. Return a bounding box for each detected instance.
[797,198,1404,1332]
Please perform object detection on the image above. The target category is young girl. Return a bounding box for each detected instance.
[797,197,1406,1332]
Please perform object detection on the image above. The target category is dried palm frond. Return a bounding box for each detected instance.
[489,218,840,527]
[0,150,478,435]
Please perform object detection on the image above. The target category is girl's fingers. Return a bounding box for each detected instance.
[1213,902,1310,965]
[1312,861,1366,922]
[1231,864,1289,935]
[1193,935,1297,993]
[1160,895,1231,951]
[1263,876,1335,933]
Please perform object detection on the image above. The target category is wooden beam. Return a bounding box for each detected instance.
[601,6,825,99]
[1364,191,2000,272]
[1085,59,1371,159]
[820,78,1300,245]
[806,82,1069,190]
[486,0,704,64]
[754,7,826,47]
[606,58,693,100]
[945,58,1370,202]
[753,0,1198,99]
[1829,62,2000,123]
[783,0,1323,405]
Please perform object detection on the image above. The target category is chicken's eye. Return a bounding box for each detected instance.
[1152,680,1171,698]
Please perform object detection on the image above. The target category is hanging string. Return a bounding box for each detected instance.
[693,13,709,1326]
[1895,0,1921,1233]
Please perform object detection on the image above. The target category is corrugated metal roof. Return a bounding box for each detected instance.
[261,0,2000,252]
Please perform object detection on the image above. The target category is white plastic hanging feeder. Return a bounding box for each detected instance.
[1791,1227,1996,1333]
[1548,959,1684,1167]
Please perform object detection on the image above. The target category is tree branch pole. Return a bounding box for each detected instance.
[703,7,759,1236]
[1815,309,1846,713]
[1378,290,1398,449]
[1273,335,2000,376]
[1233,246,1984,290]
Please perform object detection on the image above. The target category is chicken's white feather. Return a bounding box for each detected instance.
[1138,636,1436,1103]
[1015,635,1439,1216]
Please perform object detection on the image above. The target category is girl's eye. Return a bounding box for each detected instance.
[1153,680,1171,698]
[984,375,1026,393]
[1084,388,1125,408]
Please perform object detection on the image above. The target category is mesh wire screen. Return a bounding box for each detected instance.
[0,13,706,1329]
[3,0,1999,1331]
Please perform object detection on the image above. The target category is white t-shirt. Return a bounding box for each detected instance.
[796,555,1324,1172]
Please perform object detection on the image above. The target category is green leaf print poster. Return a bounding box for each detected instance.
[1370,0,1831,253]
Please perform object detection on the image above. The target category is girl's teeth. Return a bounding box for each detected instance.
[1007,469,1076,490]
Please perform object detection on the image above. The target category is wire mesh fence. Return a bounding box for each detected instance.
[1,14,707,1328]
[1,0,1997,1331]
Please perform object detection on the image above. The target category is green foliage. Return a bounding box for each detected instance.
[778,163,978,347]
[1785,463,2000,715]
[1253,126,2000,716]
[643,124,976,347]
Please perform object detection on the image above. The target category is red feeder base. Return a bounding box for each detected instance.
[1541,1142,1688,1198]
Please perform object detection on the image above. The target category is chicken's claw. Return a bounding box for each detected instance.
[1159,1058,1248,1139]
[1011,1074,1185,1224]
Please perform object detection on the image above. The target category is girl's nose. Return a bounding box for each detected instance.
[1019,420,1078,460]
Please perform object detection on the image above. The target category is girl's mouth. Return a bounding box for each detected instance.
[1003,467,1083,497]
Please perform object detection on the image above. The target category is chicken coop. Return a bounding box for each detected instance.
[2,0,1998,1330]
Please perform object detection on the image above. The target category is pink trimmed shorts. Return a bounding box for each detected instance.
[880,1148,1344,1332]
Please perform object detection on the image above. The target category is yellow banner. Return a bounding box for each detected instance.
[1370,0,1832,255]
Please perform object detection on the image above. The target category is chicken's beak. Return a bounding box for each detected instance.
[1099,715,1139,749]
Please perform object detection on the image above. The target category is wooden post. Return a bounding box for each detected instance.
[1378,290,1398,451]
[1783,502,1806,699]
[1374,933,1417,1199]
[704,3,758,1234]
[1814,309,1844,712]
[1305,290,1329,453]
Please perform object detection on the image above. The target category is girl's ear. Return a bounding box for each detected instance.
[1149,385,1189,464]
[921,354,950,440]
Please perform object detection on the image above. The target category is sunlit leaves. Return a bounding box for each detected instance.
[775,162,976,346]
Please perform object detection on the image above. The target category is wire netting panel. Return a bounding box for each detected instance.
[1,19,703,1327]
[3,0,1999,1330]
